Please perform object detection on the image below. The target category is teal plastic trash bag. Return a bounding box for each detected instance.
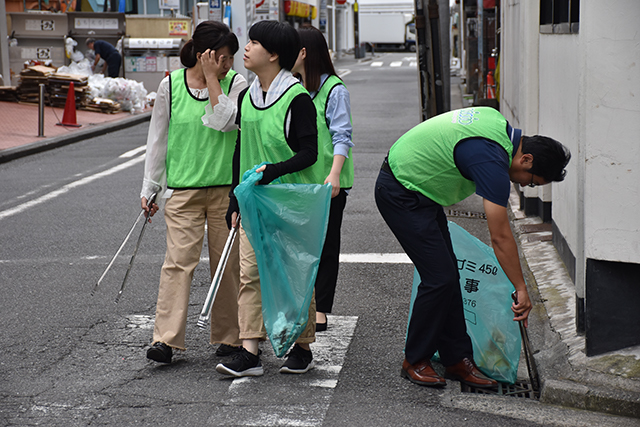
[407,221,521,384]
[234,164,332,357]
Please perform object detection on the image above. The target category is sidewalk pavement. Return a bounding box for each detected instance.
[0,101,151,164]
[1,56,639,420]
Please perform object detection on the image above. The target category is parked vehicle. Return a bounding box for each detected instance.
[359,13,415,52]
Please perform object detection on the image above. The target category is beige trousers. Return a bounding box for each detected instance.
[238,224,316,344]
[152,188,240,350]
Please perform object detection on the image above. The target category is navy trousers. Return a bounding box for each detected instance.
[106,53,122,78]
[315,189,348,313]
[374,168,473,366]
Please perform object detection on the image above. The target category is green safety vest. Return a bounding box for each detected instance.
[239,83,324,184]
[388,107,513,206]
[166,68,237,188]
[312,75,354,189]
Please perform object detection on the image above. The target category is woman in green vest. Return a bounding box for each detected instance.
[141,21,248,364]
[292,26,354,332]
[217,20,320,378]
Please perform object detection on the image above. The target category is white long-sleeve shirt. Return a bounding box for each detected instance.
[140,73,248,201]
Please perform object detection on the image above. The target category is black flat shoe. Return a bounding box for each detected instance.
[216,344,242,357]
[147,342,173,363]
[316,321,327,332]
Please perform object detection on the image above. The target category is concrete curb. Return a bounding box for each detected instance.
[542,379,640,418]
[511,208,640,419]
[0,111,152,164]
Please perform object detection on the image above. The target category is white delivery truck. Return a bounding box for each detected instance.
[359,13,415,51]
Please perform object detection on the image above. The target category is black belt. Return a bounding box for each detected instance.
[381,157,394,176]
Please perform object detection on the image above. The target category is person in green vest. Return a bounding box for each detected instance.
[216,20,321,378]
[141,21,248,364]
[375,107,570,388]
[291,26,354,333]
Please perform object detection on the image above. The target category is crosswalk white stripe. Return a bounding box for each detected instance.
[390,61,403,67]
[370,61,383,67]
[212,315,358,426]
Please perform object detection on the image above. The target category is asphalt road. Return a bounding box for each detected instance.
[0,52,633,426]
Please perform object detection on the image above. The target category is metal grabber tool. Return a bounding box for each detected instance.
[197,216,239,329]
[92,192,157,296]
[113,193,157,303]
[512,291,540,392]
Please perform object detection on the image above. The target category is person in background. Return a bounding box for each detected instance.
[291,26,354,332]
[216,20,322,378]
[141,21,247,364]
[86,38,122,78]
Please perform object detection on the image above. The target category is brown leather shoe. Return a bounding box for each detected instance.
[445,358,497,388]
[401,359,446,387]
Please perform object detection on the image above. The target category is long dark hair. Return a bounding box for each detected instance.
[180,21,239,68]
[297,26,337,92]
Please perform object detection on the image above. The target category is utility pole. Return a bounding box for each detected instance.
[413,0,445,121]
[0,0,12,85]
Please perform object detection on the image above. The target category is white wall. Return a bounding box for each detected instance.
[500,0,538,134]
[502,0,640,296]
[580,1,640,264]
[538,32,581,265]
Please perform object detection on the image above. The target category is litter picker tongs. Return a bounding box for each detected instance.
[197,217,239,329]
[92,193,157,303]
[512,291,541,392]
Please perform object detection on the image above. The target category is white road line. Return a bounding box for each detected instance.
[390,61,403,67]
[0,154,145,222]
[409,61,417,67]
[340,253,412,263]
[370,61,383,67]
[196,253,412,264]
[119,145,146,158]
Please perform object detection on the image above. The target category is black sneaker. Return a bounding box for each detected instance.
[147,342,172,364]
[216,348,264,377]
[279,344,315,374]
[215,344,242,357]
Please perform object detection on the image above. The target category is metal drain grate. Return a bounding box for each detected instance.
[461,380,540,400]
[446,210,487,220]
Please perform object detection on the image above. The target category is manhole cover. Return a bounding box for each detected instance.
[461,380,540,400]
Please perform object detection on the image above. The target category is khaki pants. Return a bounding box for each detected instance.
[238,224,316,344]
[152,188,240,350]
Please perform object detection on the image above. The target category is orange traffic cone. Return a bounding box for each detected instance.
[486,71,496,99]
[57,81,82,127]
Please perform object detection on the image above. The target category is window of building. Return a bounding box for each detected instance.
[540,0,579,34]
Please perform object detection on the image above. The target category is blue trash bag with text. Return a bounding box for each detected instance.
[407,221,521,384]
[234,164,331,357]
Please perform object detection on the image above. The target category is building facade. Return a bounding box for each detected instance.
[500,0,640,355]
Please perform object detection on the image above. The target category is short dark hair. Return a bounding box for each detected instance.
[248,20,300,71]
[85,37,96,46]
[521,135,571,182]
[180,21,239,68]
[297,26,338,92]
